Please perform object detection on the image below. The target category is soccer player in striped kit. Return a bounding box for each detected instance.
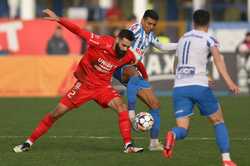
[113,10,177,151]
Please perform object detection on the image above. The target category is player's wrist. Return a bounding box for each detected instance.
[57,17,63,22]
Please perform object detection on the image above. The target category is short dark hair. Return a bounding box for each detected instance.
[193,9,210,26]
[118,29,135,41]
[143,9,159,21]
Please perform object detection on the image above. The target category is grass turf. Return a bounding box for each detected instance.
[0,96,249,166]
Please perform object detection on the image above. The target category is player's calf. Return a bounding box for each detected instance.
[149,109,162,151]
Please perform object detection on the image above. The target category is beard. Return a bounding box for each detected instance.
[115,44,126,59]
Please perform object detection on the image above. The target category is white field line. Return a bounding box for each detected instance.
[0,135,250,141]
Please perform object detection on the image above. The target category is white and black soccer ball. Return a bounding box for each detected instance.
[133,112,154,132]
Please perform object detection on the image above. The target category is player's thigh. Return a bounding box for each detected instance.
[196,86,219,117]
[60,81,93,109]
[173,87,195,119]
[137,88,160,109]
[95,86,124,111]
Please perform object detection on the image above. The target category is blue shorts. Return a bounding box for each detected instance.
[173,85,219,119]
[113,66,151,89]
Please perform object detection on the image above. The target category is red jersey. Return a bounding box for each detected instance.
[58,18,136,87]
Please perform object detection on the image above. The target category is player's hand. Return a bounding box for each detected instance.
[208,76,215,88]
[227,82,240,95]
[42,9,59,21]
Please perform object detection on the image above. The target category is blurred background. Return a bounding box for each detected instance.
[0,0,250,97]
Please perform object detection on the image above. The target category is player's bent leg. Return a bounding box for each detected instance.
[108,97,144,153]
[127,76,143,122]
[137,88,160,110]
[124,65,147,118]
[115,66,139,122]
[13,103,72,153]
[137,88,163,151]
[174,117,190,140]
[163,117,190,158]
[208,109,237,166]
[127,79,138,122]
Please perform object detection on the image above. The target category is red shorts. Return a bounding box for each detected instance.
[60,81,120,109]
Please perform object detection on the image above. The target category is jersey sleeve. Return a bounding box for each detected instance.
[207,36,220,48]
[58,18,101,46]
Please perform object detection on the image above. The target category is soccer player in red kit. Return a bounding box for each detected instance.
[13,9,145,153]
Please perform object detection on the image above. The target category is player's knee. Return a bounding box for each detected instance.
[211,118,224,125]
[51,104,70,120]
[50,111,63,120]
[209,111,224,124]
[117,104,128,113]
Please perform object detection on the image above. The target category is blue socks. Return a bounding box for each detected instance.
[127,76,150,111]
[214,122,230,153]
[127,76,140,111]
[172,127,188,140]
[171,123,230,154]
[149,109,160,139]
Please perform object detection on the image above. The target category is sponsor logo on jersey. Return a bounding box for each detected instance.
[176,66,196,79]
[94,58,117,73]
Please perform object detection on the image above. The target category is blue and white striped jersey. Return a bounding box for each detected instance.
[128,23,177,60]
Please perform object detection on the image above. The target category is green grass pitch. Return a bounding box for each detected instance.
[0,96,249,166]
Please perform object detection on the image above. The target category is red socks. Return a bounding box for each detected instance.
[28,113,55,143]
[27,111,131,145]
[118,111,131,144]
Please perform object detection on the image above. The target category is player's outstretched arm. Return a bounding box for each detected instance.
[208,75,216,88]
[156,42,178,52]
[43,8,92,40]
[211,47,240,94]
[153,38,178,54]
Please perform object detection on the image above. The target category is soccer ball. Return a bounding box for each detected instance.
[133,112,154,131]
